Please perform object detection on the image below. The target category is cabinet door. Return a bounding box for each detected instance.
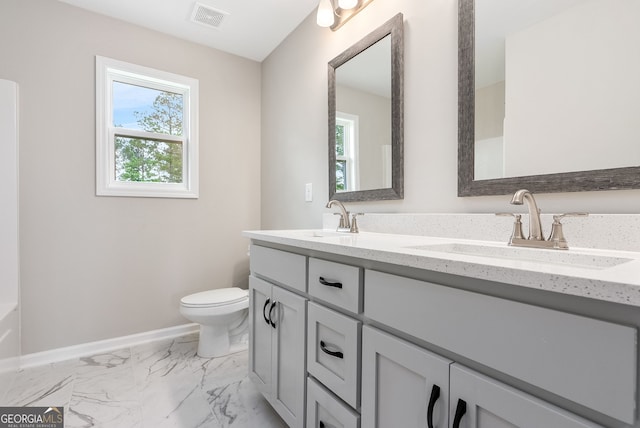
[271,285,307,428]
[449,365,602,428]
[249,275,273,398]
[362,326,452,428]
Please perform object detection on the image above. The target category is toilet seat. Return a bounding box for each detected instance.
[181,287,249,308]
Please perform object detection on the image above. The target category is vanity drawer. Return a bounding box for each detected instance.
[250,244,306,292]
[308,258,362,314]
[306,377,360,428]
[364,269,638,424]
[307,302,361,409]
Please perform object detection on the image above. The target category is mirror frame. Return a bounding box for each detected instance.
[458,0,640,197]
[328,13,404,202]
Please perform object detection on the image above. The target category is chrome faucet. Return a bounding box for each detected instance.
[497,189,588,250]
[510,189,543,240]
[326,200,351,231]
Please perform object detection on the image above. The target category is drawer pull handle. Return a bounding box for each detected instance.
[320,340,344,359]
[319,277,343,289]
[262,298,271,325]
[269,301,277,328]
[427,384,441,428]
[452,399,466,428]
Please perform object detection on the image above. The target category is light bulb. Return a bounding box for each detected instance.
[338,0,357,9]
[316,0,335,27]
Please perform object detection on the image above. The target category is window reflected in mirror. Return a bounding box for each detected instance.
[335,112,359,192]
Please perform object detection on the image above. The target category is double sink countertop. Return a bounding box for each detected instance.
[243,229,640,308]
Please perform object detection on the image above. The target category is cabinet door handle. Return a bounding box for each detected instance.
[268,301,277,328]
[320,340,344,359]
[319,276,343,289]
[262,298,271,325]
[452,399,467,428]
[427,384,441,428]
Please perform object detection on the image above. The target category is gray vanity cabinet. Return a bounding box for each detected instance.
[449,365,602,428]
[361,325,452,428]
[249,274,307,428]
[247,241,637,428]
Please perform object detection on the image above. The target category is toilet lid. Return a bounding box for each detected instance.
[181,287,248,307]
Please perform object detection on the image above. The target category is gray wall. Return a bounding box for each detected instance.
[0,0,261,354]
[261,0,640,230]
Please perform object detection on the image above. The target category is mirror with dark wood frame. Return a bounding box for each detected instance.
[328,13,404,202]
[458,0,640,197]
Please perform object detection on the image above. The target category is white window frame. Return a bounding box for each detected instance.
[336,111,359,192]
[96,56,199,198]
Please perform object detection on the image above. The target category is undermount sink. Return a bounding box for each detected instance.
[407,243,633,270]
[293,230,355,238]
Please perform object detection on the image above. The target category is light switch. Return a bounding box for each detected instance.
[305,183,313,202]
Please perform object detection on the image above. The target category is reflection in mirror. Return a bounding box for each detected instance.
[476,0,640,180]
[458,0,640,196]
[329,13,403,202]
[335,36,392,192]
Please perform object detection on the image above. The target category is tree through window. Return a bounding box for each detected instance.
[114,85,184,183]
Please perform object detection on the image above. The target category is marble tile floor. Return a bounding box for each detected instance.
[0,333,288,428]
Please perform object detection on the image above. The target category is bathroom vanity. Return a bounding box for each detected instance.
[244,227,640,428]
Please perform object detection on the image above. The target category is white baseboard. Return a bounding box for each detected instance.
[20,323,199,369]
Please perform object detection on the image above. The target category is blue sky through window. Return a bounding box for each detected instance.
[112,81,176,130]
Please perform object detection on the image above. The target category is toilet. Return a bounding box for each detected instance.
[180,287,249,358]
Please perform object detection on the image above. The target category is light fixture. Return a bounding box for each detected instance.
[316,0,374,31]
[316,0,335,27]
[338,0,358,9]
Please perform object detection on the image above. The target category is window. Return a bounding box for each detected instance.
[96,56,199,198]
[335,112,359,192]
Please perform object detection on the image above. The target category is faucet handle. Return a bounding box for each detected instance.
[350,213,364,233]
[496,212,525,241]
[548,213,588,249]
[333,212,350,229]
[552,212,589,222]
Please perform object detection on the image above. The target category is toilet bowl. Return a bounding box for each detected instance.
[180,287,249,358]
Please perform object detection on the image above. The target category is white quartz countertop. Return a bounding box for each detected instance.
[243,229,640,308]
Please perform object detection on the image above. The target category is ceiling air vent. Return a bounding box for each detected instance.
[190,2,229,29]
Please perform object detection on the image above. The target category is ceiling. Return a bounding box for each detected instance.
[57,0,320,62]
